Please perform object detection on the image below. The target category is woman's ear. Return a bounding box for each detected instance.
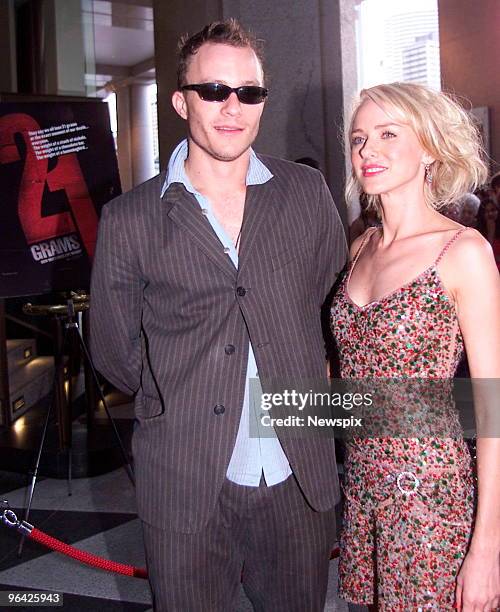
[422,153,436,166]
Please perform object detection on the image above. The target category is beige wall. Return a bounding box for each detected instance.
[438,0,500,175]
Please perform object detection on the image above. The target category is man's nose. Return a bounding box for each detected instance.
[221,92,242,114]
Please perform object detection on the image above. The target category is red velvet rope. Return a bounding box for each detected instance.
[29,528,148,579]
[3,500,339,580]
[28,527,338,578]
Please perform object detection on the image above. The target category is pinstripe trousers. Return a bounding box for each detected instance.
[141,475,336,612]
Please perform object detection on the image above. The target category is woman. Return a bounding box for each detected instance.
[330,83,500,610]
[477,198,500,272]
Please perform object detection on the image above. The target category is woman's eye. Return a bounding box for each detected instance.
[382,131,396,139]
[351,136,365,146]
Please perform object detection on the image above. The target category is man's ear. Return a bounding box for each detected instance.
[172,90,187,120]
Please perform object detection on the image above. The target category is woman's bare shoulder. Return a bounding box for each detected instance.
[438,227,497,294]
[447,227,492,260]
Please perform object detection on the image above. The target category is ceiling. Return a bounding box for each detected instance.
[84,0,156,93]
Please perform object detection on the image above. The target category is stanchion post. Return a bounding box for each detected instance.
[0,299,10,427]
[52,316,70,451]
[82,309,98,428]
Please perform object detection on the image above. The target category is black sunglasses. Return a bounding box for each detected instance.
[181,83,268,105]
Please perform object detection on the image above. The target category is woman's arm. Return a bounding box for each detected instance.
[440,229,500,612]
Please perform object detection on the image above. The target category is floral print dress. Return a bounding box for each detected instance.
[330,227,475,610]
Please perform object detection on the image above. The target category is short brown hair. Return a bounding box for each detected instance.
[176,19,265,89]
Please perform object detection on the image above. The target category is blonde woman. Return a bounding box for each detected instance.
[330,83,500,610]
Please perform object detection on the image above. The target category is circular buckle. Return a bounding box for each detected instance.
[396,471,420,495]
[2,509,18,527]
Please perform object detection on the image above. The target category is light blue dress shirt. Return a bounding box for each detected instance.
[161,140,292,487]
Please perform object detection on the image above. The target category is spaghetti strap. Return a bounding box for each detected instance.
[349,227,378,283]
[434,227,470,266]
[351,227,378,268]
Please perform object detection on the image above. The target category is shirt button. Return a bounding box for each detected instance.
[236,286,246,297]
[213,404,225,415]
[224,344,235,355]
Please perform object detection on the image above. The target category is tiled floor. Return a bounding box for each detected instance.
[0,399,365,611]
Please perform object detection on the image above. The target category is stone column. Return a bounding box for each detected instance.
[52,0,86,95]
[130,84,156,186]
[153,0,222,170]
[116,86,133,193]
[0,0,17,93]
[32,0,87,96]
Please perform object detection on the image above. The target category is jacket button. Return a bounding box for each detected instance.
[224,344,235,355]
[214,404,225,415]
[236,286,246,297]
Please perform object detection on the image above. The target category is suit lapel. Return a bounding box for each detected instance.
[238,177,283,274]
[163,183,237,280]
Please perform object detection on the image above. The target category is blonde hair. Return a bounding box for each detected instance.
[345,82,488,211]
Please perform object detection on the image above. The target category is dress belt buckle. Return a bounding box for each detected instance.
[396,471,420,495]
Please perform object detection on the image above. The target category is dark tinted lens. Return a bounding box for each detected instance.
[197,83,231,101]
[236,86,268,104]
[183,83,268,104]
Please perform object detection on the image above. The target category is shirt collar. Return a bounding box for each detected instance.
[160,139,273,198]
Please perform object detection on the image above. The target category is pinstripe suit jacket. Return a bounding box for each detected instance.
[90,155,347,533]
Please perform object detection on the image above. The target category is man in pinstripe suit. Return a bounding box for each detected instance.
[91,19,347,611]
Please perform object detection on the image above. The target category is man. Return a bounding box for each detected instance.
[91,19,347,611]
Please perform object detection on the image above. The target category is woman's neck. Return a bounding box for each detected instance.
[378,192,438,244]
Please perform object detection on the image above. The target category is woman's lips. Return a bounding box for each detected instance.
[362,165,388,177]
[361,164,387,177]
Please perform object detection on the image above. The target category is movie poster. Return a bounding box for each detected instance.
[0,100,121,298]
